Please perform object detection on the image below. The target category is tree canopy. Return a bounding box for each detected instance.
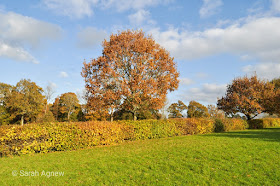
[5,79,45,125]
[187,100,209,118]
[56,92,80,121]
[82,30,179,121]
[271,77,280,90]
[167,100,187,118]
[217,75,277,120]
[0,83,13,125]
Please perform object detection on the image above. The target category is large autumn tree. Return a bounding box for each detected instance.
[217,75,276,120]
[5,79,45,125]
[82,30,179,121]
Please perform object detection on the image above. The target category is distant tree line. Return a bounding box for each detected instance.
[0,79,164,125]
[1,74,280,125]
[0,79,84,125]
[167,100,225,119]
[167,75,280,120]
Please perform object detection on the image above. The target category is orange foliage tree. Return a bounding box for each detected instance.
[82,30,179,121]
[217,75,277,120]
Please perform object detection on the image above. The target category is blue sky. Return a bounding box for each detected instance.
[1,0,280,106]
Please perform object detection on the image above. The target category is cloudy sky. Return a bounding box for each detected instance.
[1,0,280,105]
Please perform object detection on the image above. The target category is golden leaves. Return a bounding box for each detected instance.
[217,75,277,120]
[82,30,179,118]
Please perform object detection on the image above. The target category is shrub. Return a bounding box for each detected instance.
[214,119,225,132]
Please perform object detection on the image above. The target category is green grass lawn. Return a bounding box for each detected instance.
[1,128,280,185]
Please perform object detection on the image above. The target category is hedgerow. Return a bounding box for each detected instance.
[248,118,280,129]
[171,118,215,135]
[214,118,248,132]
[0,118,249,156]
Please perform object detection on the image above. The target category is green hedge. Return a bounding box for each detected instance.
[0,118,248,156]
[248,118,280,129]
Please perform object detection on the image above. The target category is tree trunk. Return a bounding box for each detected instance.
[44,103,48,115]
[68,111,70,121]
[246,114,251,120]
[110,107,114,122]
[21,115,24,126]
[133,112,137,121]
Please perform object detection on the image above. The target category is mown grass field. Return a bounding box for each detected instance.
[0,128,280,185]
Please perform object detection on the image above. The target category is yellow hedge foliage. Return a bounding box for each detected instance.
[170,118,215,135]
[214,118,248,132]
[248,118,280,129]
[0,118,249,156]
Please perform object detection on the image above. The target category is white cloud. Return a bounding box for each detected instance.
[128,9,150,26]
[101,0,172,12]
[181,83,227,104]
[0,11,61,48]
[42,0,99,19]
[59,71,69,78]
[199,0,223,18]
[77,27,107,48]
[271,0,280,13]
[48,81,57,89]
[179,78,194,86]
[0,42,38,64]
[242,63,280,80]
[42,0,172,18]
[149,17,280,63]
[196,72,208,78]
[0,11,61,63]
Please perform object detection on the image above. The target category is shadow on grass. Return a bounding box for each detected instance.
[204,128,280,142]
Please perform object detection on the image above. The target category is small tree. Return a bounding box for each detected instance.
[217,75,276,120]
[58,92,80,121]
[207,104,225,118]
[167,100,187,118]
[43,83,56,114]
[50,97,60,121]
[82,30,179,121]
[5,79,45,125]
[187,101,209,118]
